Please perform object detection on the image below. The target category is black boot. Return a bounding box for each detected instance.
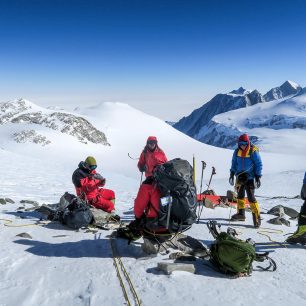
[252,213,261,228]
[231,209,246,221]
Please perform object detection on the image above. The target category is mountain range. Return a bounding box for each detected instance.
[173,80,304,151]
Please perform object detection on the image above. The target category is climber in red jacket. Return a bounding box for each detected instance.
[72,156,115,213]
[137,136,168,178]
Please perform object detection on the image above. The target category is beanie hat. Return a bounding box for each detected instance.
[238,134,249,143]
[147,136,157,143]
[85,156,97,166]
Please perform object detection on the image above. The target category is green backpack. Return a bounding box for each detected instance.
[207,221,276,276]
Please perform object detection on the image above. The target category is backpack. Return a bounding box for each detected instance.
[59,192,93,229]
[152,158,197,232]
[207,221,276,276]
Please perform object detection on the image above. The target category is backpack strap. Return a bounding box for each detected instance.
[235,145,256,161]
[255,252,277,272]
[206,220,221,239]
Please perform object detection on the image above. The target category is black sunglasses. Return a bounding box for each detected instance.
[147,141,157,145]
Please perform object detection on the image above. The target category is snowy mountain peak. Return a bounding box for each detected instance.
[285,80,301,90]
[263,80,302,102]
[229,87,247,95]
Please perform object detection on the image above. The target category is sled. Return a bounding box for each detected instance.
[197,194,250,206]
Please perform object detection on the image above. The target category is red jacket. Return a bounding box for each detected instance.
[72,162,105,201]
[134,183,161,219]
[137,146,167,177]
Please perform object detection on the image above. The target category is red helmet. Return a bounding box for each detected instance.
[147,136,157,143]
[238,134,249,142]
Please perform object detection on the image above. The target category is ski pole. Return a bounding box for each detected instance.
[199,161,207,195]
[140,172,143,186]
[197,166,216,223]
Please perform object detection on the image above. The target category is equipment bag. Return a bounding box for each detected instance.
[59,192,93,229]
[152,158,197,232]
[207,221,276,276]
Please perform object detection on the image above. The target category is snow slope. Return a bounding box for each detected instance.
[1,100,306,306]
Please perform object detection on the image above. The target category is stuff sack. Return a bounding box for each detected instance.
[59,192,93,229]
[152,158,197,232]
[207,221,276,276]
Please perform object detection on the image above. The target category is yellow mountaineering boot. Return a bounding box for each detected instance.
[249,201,261,228]
[286,225,306,245]
[231,199,246,221]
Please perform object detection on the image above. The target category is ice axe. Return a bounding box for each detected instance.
[206,166,216,190]
[128,153,139,160]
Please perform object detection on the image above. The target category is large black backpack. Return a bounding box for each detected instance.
[152,158,197,232]
[59,192,93,229]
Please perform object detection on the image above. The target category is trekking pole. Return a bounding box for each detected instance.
[165,194,173,229]
[197,166,216,223]
[199,161,207,195]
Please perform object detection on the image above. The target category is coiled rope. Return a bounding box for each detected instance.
[256,228,287,247]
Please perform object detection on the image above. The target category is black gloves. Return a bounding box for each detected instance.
[229,172,235,186]
[255,175,261,188]
[92,173,106,185]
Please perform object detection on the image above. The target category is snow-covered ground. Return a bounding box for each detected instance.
[1,100,306,306]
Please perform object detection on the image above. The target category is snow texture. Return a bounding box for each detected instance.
[0,99,306,306]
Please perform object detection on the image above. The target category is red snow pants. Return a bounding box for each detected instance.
[91,188,115,213]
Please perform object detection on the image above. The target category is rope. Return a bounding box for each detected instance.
[256,228,287,248]
[110,237,141,306]
[256,195,299,200]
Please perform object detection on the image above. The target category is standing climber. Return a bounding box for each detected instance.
[137,136,168,178]
[229,134,263,228]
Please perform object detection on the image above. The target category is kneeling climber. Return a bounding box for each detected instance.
[72,156,116,214]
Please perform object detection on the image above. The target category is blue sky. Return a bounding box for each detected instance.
[1,0,306,120]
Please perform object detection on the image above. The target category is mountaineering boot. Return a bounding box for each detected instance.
[231,209,246,221]
[231,199,246,221]
[286,225,306,244]
[249,201,261,228]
